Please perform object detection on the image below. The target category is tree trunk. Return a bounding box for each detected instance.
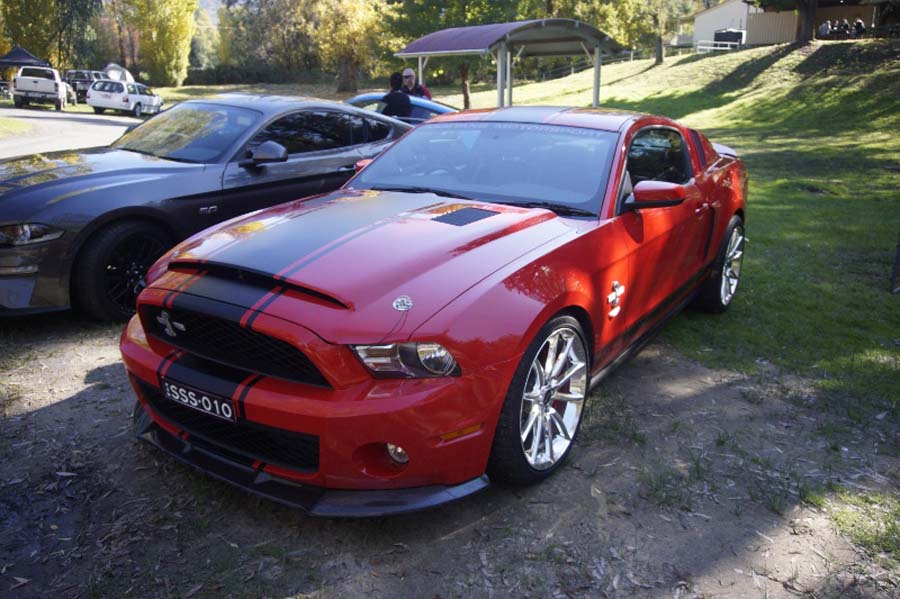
[335,56,357,93]
[460,62,470,109]
[111,0,127,66]
[797,0,817,42]
[653,14,664,65]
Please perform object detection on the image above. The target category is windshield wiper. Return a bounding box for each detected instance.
[368,185,474,201]
[116,147,197,164]
[502,201,596,218]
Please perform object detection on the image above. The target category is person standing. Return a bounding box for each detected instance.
[381,72,412,118]
[401,67,432,100]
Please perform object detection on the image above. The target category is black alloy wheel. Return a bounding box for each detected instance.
[75,220,172,321]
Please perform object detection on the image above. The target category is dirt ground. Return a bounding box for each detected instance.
[1,312,897,598]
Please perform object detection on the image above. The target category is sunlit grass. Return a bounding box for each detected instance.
[0,115,32,137]
[831,489,900,566]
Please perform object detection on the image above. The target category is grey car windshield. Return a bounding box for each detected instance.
[350,121,617,215]
[112,103,261,163]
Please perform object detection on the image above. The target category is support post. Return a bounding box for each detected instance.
[496,43,506,107]
[506,48,513,106]
[418,56,423,86]
[592,46,601,108]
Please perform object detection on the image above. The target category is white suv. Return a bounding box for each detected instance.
[86,80,163,117]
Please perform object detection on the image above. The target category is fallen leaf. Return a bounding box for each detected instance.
[183,583,202,598]
[10,577,30,590]
[55,472,77,478]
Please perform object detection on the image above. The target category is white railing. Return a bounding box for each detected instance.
[695,40,742,53]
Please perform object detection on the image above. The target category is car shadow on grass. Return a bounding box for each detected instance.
[0,338,896,598]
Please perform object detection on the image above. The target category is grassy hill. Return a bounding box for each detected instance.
[443,40,900,416]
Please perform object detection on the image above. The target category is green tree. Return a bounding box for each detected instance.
[190,7,218,69]
[1,0,100,68]
[752,0,817,42]
[311,0,399,93]
[126,0,198,86]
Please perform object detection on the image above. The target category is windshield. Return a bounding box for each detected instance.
[350,121,616,216]
[112,102,261,163]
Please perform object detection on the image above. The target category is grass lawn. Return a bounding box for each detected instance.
[0,114,32,137]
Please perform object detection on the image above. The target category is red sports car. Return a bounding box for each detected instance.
[120,107,747,516]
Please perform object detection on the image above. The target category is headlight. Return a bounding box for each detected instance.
[0,224,64,247]
[352,342,459,378]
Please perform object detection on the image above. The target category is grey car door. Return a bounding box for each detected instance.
[218,109,367,220]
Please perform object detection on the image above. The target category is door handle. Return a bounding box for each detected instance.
[337,164,356,173]
[694,202,710,214]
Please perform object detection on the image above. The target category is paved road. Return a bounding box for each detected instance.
[0,107,139,159]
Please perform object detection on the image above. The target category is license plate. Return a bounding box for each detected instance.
[161,378,236,422]
[102,93,110,99]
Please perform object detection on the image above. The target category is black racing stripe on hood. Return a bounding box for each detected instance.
[200,191,445,278]
[169,289,248,323]
[170,271,277,312]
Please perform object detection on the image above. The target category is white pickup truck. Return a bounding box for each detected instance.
[13,66,68,111]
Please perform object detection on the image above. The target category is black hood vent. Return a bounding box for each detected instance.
[432,207,499,227]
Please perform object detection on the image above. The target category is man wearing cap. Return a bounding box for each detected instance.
[401,67,432,100]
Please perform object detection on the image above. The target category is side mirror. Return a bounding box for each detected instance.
[355,158,373,172]
[624,180,687,211]
[239,140,288,169]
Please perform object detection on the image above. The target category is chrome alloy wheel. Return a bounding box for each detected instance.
[720,225,744,306]
[520,325,587,470]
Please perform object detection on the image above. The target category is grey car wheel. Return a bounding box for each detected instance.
[488,315,589,483]
[694,215,745,313]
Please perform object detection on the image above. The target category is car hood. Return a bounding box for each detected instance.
[0,147,205,220]
[154,189,576,342]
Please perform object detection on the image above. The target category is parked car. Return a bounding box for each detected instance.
[86,80,163,117]
[65,69,108,101]
[120,106,748,516]
[0,96,411,320]
[12,66,69,110]
[346,92,457,124]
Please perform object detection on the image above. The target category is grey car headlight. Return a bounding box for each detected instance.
[352,342,459,378]
[0,224,64,247]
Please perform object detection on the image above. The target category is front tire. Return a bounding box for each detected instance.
[55,99,63,111]
[488,315,589,484]
[133,103,142,117]
[74,220,172,322]
[693,215,745,313]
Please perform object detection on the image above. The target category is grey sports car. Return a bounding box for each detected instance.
[0,95,411,320]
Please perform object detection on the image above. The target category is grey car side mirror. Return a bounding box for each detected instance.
[239,140,288,168]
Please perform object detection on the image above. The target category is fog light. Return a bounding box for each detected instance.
[386,443,408,464]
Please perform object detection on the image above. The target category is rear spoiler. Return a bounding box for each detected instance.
[713,142,738,159]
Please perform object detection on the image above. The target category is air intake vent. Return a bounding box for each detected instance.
[432,207,499,226]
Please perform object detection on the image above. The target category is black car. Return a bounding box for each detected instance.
[0,95,411,320]
[64,70,107,101]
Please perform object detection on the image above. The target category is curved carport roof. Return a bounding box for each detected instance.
[396,19,624,107]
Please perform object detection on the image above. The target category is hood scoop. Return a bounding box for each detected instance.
[432,207,499,227]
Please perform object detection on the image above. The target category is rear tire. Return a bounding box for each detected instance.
[74,220,172,322]
[55,99,63,111]
[487,315,589,484]
[93,107,105,114]
[693,215,745,313]
[13,98,21,108]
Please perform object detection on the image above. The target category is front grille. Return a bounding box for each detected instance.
[138,379,319,473]
[140,305,330,388]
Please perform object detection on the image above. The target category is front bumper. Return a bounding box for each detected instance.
[0,240,72,314]
[133,400,489,517]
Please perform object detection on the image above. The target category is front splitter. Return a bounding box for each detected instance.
[133,401,489,517]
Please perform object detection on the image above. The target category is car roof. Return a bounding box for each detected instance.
[181,94,373,118]
[346,92,458,113]
[428,106,655,132]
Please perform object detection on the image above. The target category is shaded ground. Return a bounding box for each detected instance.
[1,313,897,598]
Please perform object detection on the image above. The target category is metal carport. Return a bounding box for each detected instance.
[395,19,624,108]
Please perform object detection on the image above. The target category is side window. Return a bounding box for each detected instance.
[113,82,124,94]
[365,117,391,142]
[247,111,365,155]
[627,128,691,185]
[127,84,137,95]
